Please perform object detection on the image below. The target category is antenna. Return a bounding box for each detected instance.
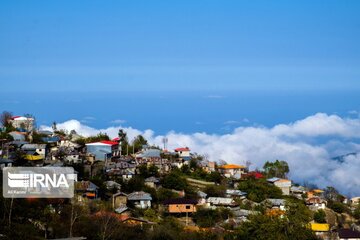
[162,137,168,150]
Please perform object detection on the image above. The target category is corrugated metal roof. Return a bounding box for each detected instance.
[128,191,152,201]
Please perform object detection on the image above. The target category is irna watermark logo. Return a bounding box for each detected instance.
[3,167,76,198]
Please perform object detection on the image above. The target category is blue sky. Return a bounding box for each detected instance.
[1,0,360,134]
[1,0,360,92]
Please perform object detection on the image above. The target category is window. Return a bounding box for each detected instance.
[186,205,191,209]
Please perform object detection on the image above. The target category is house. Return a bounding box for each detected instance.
[351,197,360,206]
[136,149,170,173]
[174,147,191,161]
[106,180,121,192]
[262,199,286,211]
[136,149,161,163]
[8,131,26,141]
[267,177,292,195]
[112,192,128,209]
[121,217,156,228]
[75,181,99,201]
[241,171,264,180]
[199,160,216,173]
[0,158,13,169]
[206,197,238,207]
[306,197,327,211]
[85,140,119,161]
[338,228,360,240]
[291,185,307,199]
[307,189,325,199]
[127,191,152,209]
[145,176,160,188]
[197,191,207,205]
[21,144,47,159]
[9,116,34,132]
[310,223,330,238]
[163,198,198,213]
[64,151,82,163]
[41,136,61,144]
[217,164,247,179]
[225,189,247,199]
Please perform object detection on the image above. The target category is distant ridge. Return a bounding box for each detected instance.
[332,152,358,163]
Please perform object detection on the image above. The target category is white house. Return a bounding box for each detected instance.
[9,116,34,132]
[127,191,152,209]
[217,164,247,179]
[267,178,292,195]
[174,147,191,160]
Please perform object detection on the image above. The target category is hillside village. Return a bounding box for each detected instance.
[1,112,360,240]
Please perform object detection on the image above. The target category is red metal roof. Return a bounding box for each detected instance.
[248,171,264,179]
[100,140,119,146]
[112,137,120,141]
[175,147,190,152]
[10,116,21,120]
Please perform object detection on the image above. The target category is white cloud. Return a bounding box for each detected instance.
[40,113,360,196]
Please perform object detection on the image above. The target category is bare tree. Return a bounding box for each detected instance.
[0,111,12,127]
[23,113,36,132]
[96,211,121,240]
[69,198,88,237]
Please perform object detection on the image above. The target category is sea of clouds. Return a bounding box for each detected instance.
[40,113,360,197]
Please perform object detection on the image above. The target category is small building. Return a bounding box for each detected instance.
[9,116,34,132]
[291,185,307,199]
[8,131,26,141]
[267,177,292,195]
[106,180,121,192]
[225,189,247,199]
[75,181,99,200]
[206,197,237,207]
[197,191,207,205]
[85,141,119,161]
[0,158,13,169]
[350,197,360,206]
[306,197,327,211]
[217,164,247,179]
[145,176,160,188]
[338,228,360,240]
[21,144,47,159]
[112,192,128,209]
[310,223,330,238]
[262,199,286,211]
[163,198,198,214]
[127,191,152,209]
[174,147,191,160]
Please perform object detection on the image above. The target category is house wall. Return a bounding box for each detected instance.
[86,145,112,161]
[65,155,81,163]
[168,204,196,213]
[114,196,127,208]
[274,181,291,195]
[133,200,151,209]
[10,119,34,132]
[178,151,190,158]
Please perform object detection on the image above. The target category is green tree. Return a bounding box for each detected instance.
[161,171,187,191]
[263,160,289,178]
[204,185,226,197]
[237,177,283,202]
[314,210,327,223]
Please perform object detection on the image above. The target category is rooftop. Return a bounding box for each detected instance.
[338,228,360,238]
[175,147,190,152]
[127,191,152,201]
[310,223,330,232]
[218,164,246,169]
[163,198,198,205]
